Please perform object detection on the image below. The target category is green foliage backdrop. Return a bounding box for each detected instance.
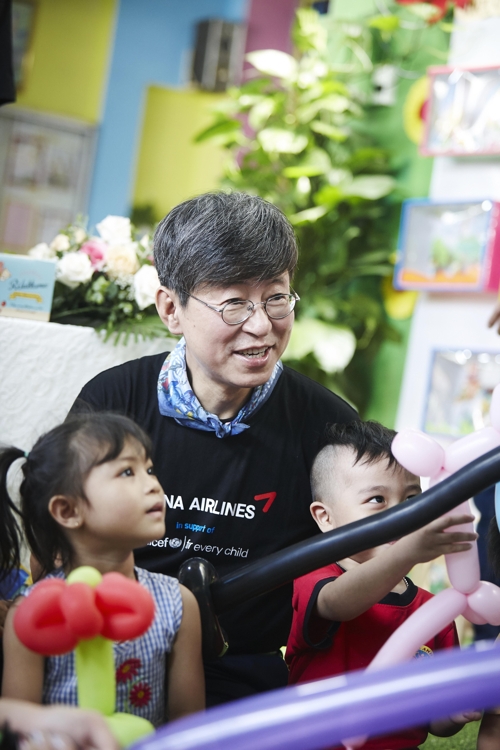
[196,5,450,414]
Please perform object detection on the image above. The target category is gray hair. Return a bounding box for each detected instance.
[153,191,298,305]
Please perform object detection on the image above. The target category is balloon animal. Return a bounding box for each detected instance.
[14,566,156,747]
[369,383,500,672]
[132,642,500,750]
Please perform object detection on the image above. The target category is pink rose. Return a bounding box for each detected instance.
[80,239,107,269]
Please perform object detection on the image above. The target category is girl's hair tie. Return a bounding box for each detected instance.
[24,451,30,460]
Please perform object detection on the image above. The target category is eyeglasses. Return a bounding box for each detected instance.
[186,291,300,326]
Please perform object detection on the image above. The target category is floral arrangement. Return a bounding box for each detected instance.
[28,215,168,342]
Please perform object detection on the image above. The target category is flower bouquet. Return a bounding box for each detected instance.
[29,215,168,342]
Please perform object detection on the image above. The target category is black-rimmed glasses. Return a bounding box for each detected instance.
[186,291,300,326]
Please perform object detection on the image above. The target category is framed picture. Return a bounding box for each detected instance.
[393,198,500,292]
[0,107,96,253]
[422,64,500,157]
[424,349,500,438]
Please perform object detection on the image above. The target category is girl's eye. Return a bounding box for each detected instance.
[147,466,156,475]
[121,468,133,477]
[368,496,385,505]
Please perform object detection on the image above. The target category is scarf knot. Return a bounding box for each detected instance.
[157,338,282,437]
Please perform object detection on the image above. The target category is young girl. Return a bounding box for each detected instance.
[0,412,205,726]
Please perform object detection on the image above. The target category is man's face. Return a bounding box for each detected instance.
[159,273,294,415]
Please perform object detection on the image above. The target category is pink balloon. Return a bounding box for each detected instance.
[463,603,488,625]
[489,384,500,432]
[392,430,445,478]
[444,426,500,474]
[443,500,480,594]
[445,547,480,594]
[429,468,451,487]
[368,588,467,671]
[467,582,500,626]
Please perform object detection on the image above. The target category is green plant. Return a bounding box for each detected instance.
[195,8,408,413]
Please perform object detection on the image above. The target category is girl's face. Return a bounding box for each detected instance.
[80,439,165,550]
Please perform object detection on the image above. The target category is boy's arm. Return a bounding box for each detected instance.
[2,600,44,701]
[166,585,205,721]
[317,513,476,622]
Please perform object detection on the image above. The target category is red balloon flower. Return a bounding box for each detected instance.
[14,574,155,656]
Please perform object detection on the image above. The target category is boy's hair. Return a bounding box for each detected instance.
[311,420,398,503]
[0,413,152,578]
[153,191,298,305]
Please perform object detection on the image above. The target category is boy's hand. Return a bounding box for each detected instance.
[430,709,482,737]
[393,513,477,567]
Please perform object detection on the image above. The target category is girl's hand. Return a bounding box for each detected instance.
[0,701,118,750]
[394,514,477,567]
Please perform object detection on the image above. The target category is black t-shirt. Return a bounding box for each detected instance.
[71,353,358,653]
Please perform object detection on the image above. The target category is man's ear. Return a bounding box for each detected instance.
[310,501,336,532]
[156,287,183,335]
[48,495,83,530]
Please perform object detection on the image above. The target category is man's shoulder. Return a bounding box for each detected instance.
[280,365,358,416]
[80,351,168,395]
[72,351,169,414]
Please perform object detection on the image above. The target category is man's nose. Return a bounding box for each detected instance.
[241,303,272,333]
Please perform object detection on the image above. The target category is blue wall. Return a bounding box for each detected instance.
[88,0,247,228]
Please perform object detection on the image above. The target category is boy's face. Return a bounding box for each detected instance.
[311,447,421,562]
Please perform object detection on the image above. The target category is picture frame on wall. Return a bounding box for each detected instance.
[424,349,500,438]
[393,198,500,293]
[422,64,500,157]
[0,107,96,254]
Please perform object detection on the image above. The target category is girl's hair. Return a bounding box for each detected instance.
[0,413,152,578]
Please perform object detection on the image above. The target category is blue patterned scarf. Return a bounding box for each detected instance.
[157,338,283,438]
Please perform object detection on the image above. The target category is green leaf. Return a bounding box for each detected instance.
[96,315,173,345]
[343,175,396,200]
[282,148,331,178]
[313,184,344,208]
[257,128,308,154]
[248,98,276,130]
[194,119,241,143]
[246,50,298,81]
[289,205,328,225]
[297,94,351,123]
[367,15,400,32]
[310,121,349,141]
[293,7,328,53]
[282,318,356,373]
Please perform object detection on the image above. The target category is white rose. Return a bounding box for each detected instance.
[96,215,132,244]
[73,227,87,244]
[50,234,71,252]
[28,243,56,260]
[56,251,93,288]
[104,242,139,279]
[133,265,160,309]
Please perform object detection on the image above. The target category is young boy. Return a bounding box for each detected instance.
[285,420,481,750]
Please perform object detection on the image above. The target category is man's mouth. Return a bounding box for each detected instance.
[236,346,270,358]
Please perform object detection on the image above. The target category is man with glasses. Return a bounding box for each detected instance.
[70,191,357,706]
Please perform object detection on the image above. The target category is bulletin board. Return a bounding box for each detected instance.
[0,106,96,253]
